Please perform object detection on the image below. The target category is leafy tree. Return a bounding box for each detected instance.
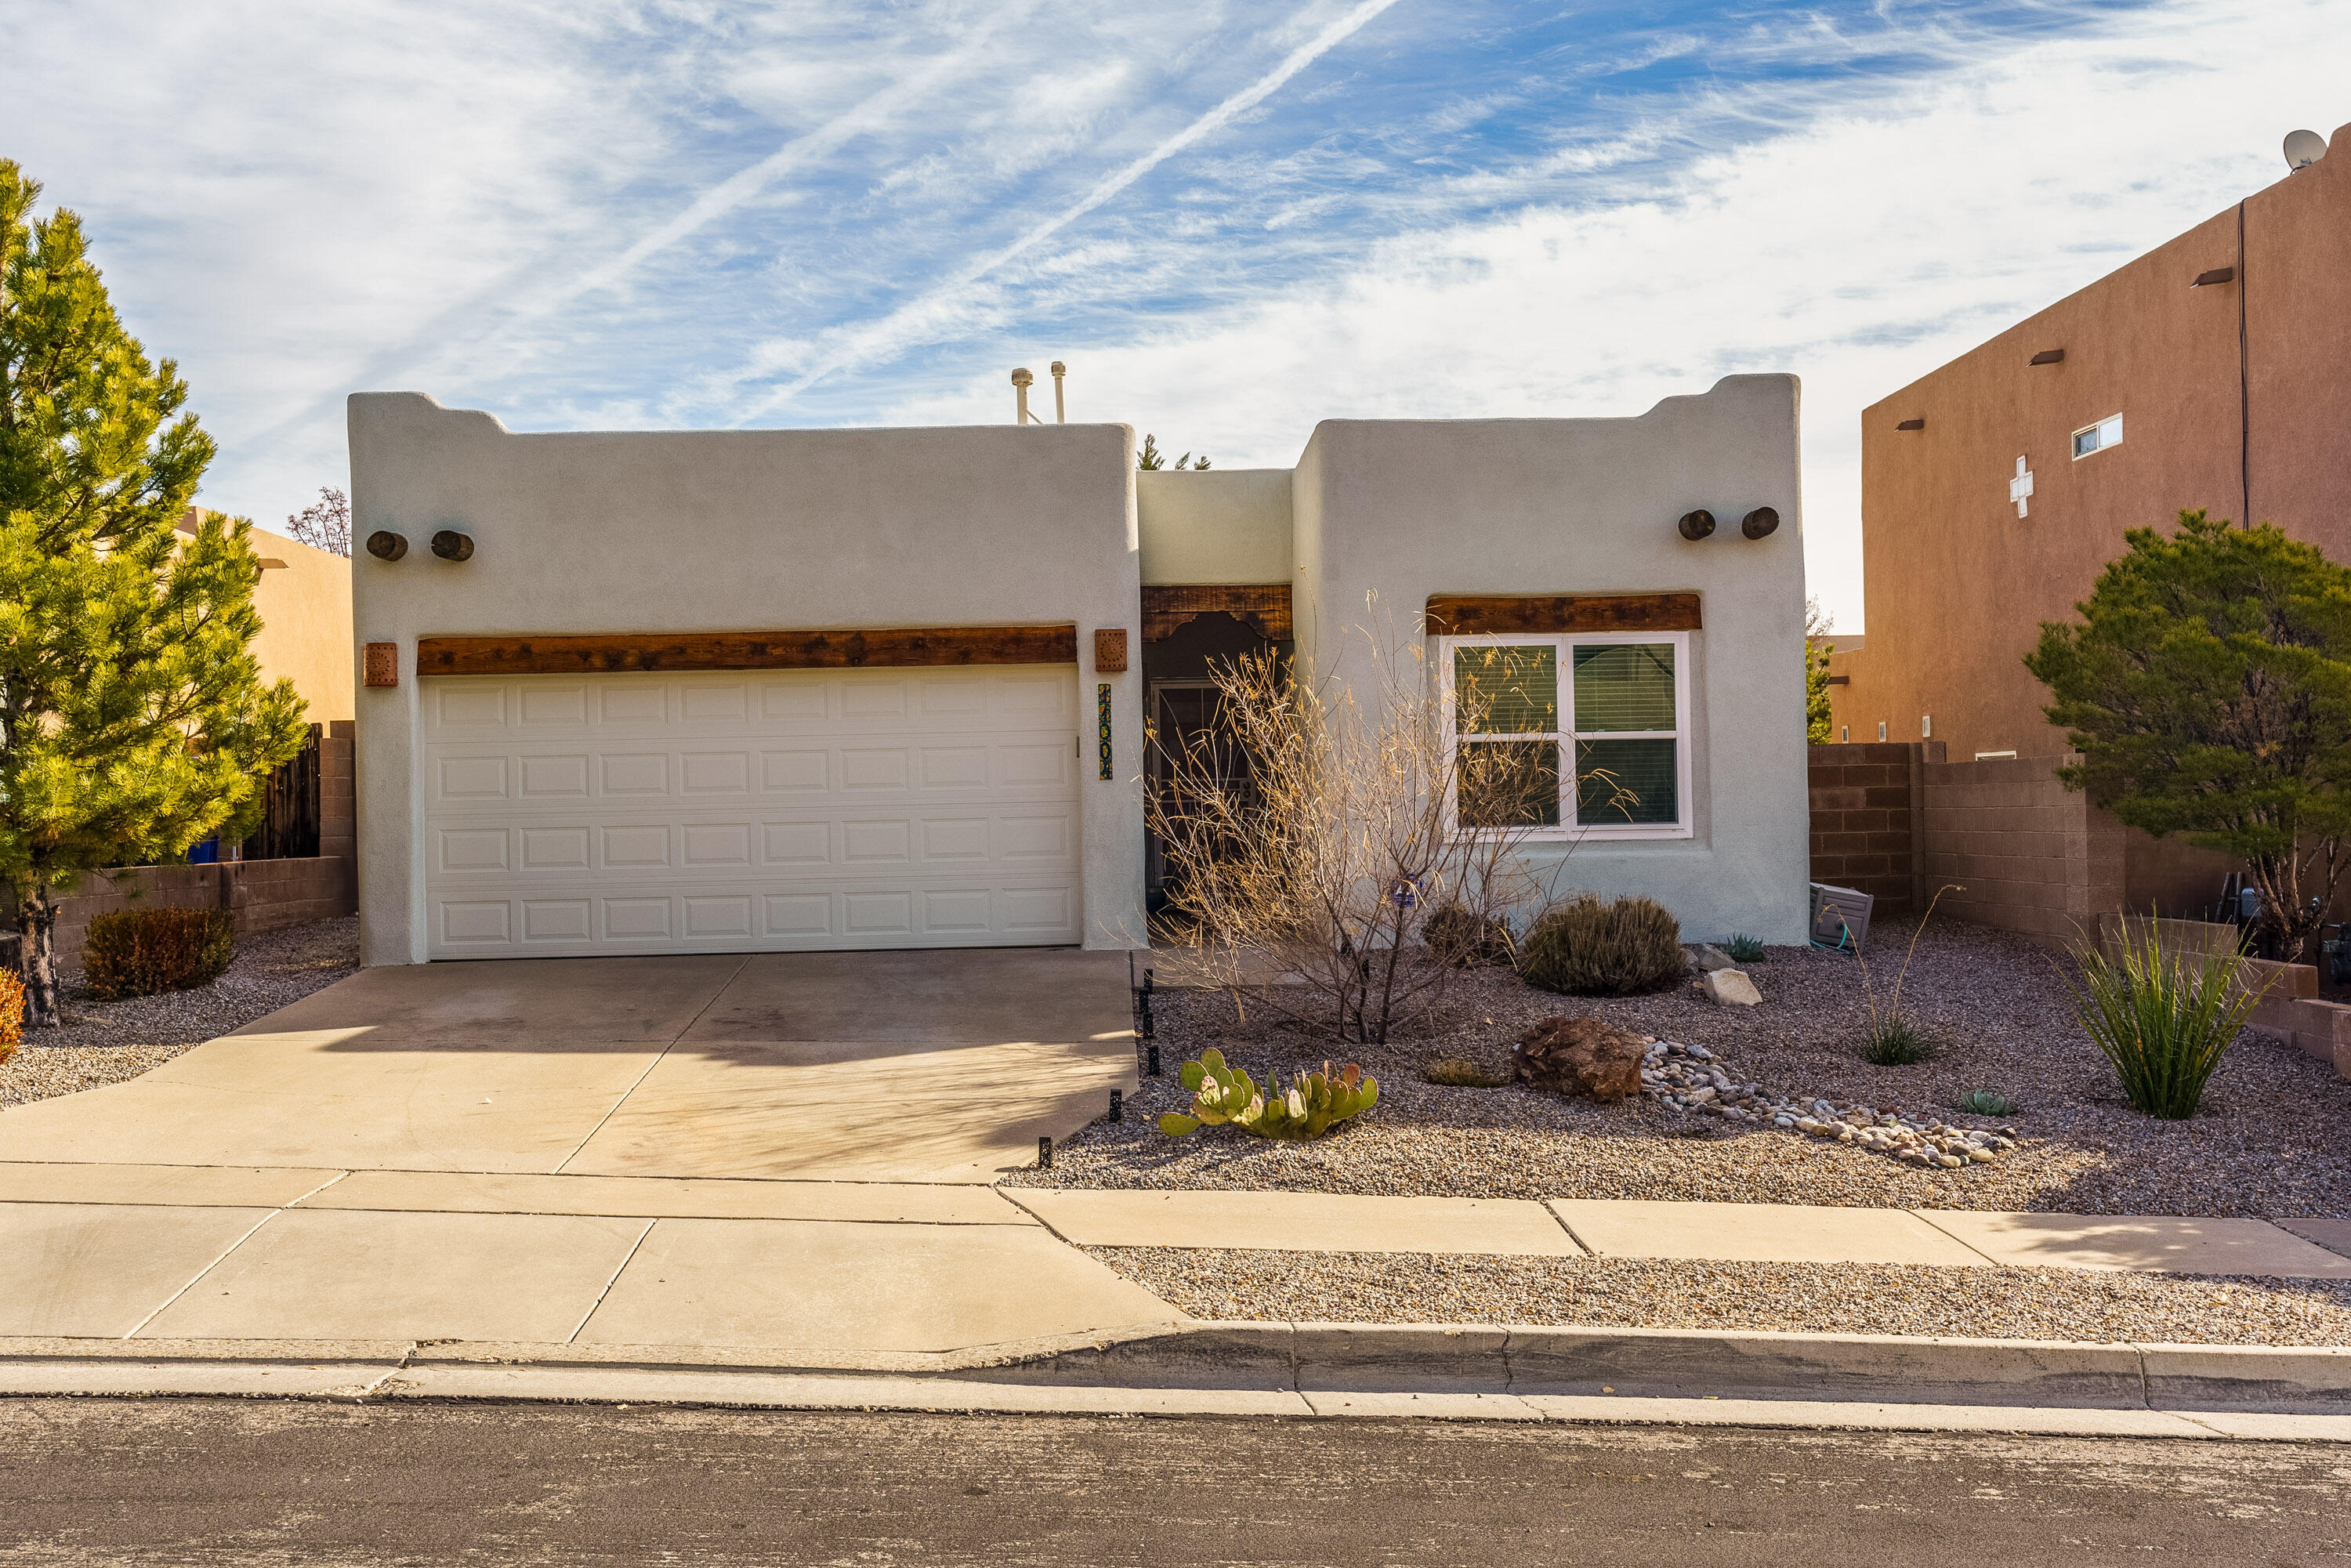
[284,486,350,556]
[1137,433,1209,470]
[1805,596,1835,743]
[2027,509,2351,962]
[1,161,306,1026]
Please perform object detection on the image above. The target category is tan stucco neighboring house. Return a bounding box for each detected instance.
[178,509,355,722]
[1831,121,2351,761]
[345,374,1809,968]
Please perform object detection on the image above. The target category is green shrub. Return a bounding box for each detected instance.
[1518,894,1686,996]
[2068,923,2256,1119]
[81,907,234,1000]
[1861,1015,1936,1065]
[1422,904,1514,967]
[1725,933,1766,964]
[1422,1056,1509,1088]
[1956,1089,2015,1117]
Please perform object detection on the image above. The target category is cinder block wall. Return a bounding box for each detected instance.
[43,858,357,971]
[1919,753,2123,944]
[1806,742,1930,917]
[14,719,362,973]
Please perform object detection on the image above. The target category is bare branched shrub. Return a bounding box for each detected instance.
[1148,626,1573,1044]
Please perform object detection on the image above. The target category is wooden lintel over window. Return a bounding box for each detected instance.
[1424,593,1701,637]
[415,624,1080,677]
[1142,584,1292,643]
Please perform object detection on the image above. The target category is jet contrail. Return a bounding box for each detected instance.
[542,13,1023,315]
[727,0,1407,422]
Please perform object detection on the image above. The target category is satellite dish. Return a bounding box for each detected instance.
[2285,129,2327,170]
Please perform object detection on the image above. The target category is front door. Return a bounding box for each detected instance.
[1146,679,1256,916]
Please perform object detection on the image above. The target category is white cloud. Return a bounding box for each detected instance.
[868,0,2351,631]
[5,0,2343,641]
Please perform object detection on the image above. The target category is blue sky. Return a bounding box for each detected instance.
[5,0,2346,628]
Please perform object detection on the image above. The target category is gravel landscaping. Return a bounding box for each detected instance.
[1008,919,2351,1220]
[0,917,357,1110]
[1090,1247,2351,1345]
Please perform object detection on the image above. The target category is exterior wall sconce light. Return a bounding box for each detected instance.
[1677,509,1716,541]
[1896,417,1925,431]
[1741,506,1780,540]
[2191,266,2236,288]
[364,530,408,561]
[2029,349,2066,366]
[430,529,475,562]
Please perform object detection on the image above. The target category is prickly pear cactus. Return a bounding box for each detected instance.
[1159,1048,1378,1141]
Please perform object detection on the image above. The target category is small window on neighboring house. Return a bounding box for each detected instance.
[2072,413,2123,459]
[1446,632,1690,838]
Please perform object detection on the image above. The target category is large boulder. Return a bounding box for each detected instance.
[1512,1016,1645,1102]
[1700,969,1762,1006]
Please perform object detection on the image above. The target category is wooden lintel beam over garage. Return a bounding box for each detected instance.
[415,624,1081,677]
[1422,593,1702,637]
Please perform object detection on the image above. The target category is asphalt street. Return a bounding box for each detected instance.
[3,1399,2346,1565]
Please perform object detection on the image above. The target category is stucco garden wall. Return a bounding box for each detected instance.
[1290,374,1813,944]
[345,394,1145,966]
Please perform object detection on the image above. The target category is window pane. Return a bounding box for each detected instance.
[2073,426,2098,458]
[1572,643,1675,732]
[1577,737,1678,825]
[1454,645,1556,734]
[1459,740,1560,828]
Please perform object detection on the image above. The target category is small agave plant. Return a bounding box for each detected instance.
[1158,1048,1379,1142]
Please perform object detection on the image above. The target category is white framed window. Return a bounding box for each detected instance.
[2071,413,2123,459]
[1441,631,1691,840]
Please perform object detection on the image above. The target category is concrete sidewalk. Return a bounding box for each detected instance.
[3,1164,2349,1363]
[1011,1189,2351,1279]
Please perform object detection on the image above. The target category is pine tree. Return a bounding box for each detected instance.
[1804,596,1835,743]
[2028,509,2351,963]
[0,161,306,1026]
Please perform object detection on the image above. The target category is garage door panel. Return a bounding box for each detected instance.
[598,685,668,724]
[520,755,591,797]
[680,751,752,794]
[437,685,509,728]
[518,684,589,725]
[600,754,671,795]
[424,670,1081,957]
[604,898,673,940]
[760,750,831,791]
[437,756,509,801]
[437,827,510,874]
[763,822,831,865]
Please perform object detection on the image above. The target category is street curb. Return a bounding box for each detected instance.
[5,1322,2347,1414]
[958,1322,2351,1412]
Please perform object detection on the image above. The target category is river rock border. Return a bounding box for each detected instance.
[1641,1039,2019,1168]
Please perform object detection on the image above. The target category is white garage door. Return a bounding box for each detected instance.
[421,667,1081,958]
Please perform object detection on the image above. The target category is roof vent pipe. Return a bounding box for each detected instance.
[1051,360,1067,423]
[1011,368,1035,425]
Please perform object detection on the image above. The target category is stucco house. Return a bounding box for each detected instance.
[345,373,1809,967]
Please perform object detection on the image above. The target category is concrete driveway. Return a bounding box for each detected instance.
[0,949,1139,1184]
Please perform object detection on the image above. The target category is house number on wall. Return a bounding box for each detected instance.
[1097,684,1114,780]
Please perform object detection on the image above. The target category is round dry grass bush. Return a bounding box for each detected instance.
[1519,893,1686,996]
[81,907,236,1001]
[0,969,21,1062]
